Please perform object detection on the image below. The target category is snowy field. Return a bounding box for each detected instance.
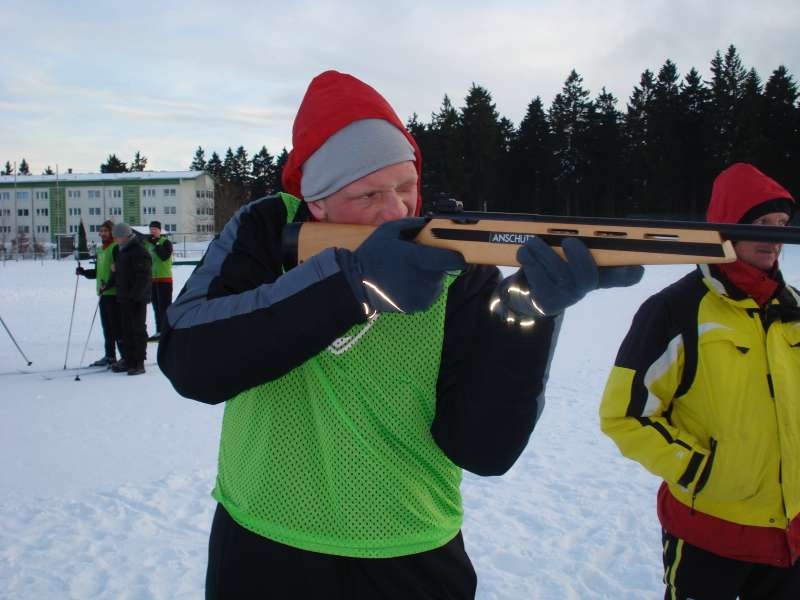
[3,247,798,599]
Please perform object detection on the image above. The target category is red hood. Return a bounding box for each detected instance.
[706,162,794,224]
[281,70,422,215]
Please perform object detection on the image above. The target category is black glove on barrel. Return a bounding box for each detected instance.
[337,217,467,314]
[75,266,85,276]
[493,236,643,320]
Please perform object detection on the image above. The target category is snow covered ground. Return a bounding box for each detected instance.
[3,248,797,599]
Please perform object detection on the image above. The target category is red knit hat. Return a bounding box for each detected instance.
[281,70,422,215]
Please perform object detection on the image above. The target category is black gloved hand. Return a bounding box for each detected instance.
[75,266,85,276]
[337,217,467,314]
[492,236,643,321]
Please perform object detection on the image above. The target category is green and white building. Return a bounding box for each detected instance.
[0,170,216,247]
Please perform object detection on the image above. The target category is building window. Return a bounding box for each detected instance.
[68,208,82,216]
[164,206,177,214]
[143,206,156,215]
[35,208,49,216]
[88,190,101,199]
[163,188,176,197]
[16,191,29,200]
[36,225,50,233]
[142,188,156,198]
[0,192,10,200]
[18,208,30,216]
[88,207,102,216]
[18,225,30,234]
[0,208,10,216]
[165,223,177,233]
[109,206,122,216]
[68,190,81,199]
[35,191,49,200]
[112,190,122,198]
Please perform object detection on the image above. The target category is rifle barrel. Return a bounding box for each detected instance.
[448,211,800,244]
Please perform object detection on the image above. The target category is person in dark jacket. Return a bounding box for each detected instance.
[158,70,643,599]
[143,220,173,341]
[110,222,151,375]
[76,219,122,367]
[601,163,800,599]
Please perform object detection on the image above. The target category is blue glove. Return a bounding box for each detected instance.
[493,236,643,320]
[337,217,467,314]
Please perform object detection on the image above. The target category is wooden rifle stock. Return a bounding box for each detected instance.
[282,211,800,268]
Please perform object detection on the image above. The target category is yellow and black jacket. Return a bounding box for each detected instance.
[600,264,800,566]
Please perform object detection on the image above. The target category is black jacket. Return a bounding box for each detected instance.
[112,236,152,303]
[158,195,561,476]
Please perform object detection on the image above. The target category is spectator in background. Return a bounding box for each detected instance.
[143,220,173,341]
[600,163,800,600]
[109,222,151,375]
[75,219,121,367]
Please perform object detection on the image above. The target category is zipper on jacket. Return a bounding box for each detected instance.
[691,437,717,513]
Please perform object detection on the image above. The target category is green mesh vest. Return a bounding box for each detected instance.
[95,243,117,296]
[147,236,172,279]
[212,194,463,558]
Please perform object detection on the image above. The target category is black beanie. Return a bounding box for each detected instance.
[149,220,162,229]
[738,198,794,224]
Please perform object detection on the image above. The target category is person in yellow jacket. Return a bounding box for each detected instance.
[600,162,800,599]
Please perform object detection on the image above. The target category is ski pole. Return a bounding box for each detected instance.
[64,261,81,369]
[75,297,101,382]
[0,314,33,366]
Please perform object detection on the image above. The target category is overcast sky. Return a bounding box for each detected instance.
[2,0,798,175]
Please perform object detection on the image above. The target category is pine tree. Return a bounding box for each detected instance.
[43,166,54,175]
[648,60,684,215]
[678,67,713,216]
[221,148,236,183]
[761,65,799,196]
[461,84,503,211]
[271,148,289,194]
[190,146,207,171]
[100,154,127,173]
[429,95,465,204]
[205,152,223,180]
[732,68,766,164]
[549,70,594,215]
[129,151,148,172]
[215,147,251,229]
[709,45,748,167]
[585,88,624,216]
[1,161,12,176]
[250,146,275,199]
[506,96,557,213]
[18,159,30,175]
[233,146,252,187]
[405,113,435,202]
[624,69,657,214]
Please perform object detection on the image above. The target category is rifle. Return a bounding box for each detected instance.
[282,209,800,268]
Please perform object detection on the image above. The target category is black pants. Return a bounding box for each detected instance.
[663,530,800,599]
[98,295,122,359]
[151,281,173,334]
[118,299,147,365]
[205,503,477,600]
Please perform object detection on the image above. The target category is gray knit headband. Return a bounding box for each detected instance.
[300,119,415,202]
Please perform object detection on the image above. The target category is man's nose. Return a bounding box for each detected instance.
[380,192,409,221]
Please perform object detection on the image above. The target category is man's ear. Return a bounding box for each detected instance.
[306,199,326,221]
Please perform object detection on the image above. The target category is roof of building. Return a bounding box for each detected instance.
[0,170,208,185]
